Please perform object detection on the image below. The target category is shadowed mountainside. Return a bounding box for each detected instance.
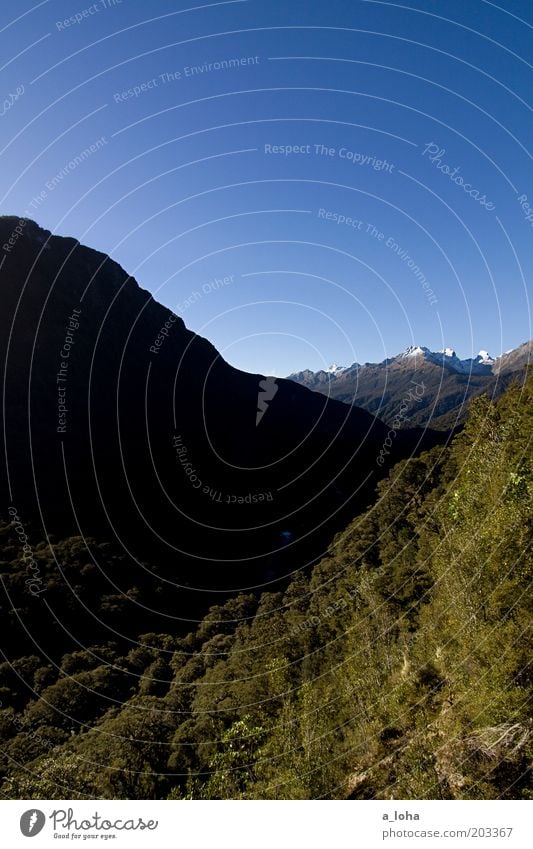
[0,217,448,635]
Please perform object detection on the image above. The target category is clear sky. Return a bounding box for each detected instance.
[1,0,531,374]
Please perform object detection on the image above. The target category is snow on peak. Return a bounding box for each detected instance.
[402,345,429,358]
[398,345,495,373]
[289,345,499,381]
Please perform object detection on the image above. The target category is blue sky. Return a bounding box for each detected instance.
[1,0,531,374]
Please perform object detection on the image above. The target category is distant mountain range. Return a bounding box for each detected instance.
[288,342,532,430]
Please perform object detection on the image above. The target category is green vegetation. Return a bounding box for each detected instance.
[1,376,531,799]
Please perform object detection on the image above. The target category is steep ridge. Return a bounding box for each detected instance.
[0,217,447,629]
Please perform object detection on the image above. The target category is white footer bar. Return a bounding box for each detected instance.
[3,799,530,848]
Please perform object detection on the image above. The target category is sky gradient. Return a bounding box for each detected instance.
[1,0,531,374]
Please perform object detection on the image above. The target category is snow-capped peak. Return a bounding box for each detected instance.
[402,345,429,358]
[398,345,494,372]
[289,345,500,381]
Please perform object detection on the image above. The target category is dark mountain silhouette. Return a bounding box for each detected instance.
[0,217,448,636]
[288,342,532,430]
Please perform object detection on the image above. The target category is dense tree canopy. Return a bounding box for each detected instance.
[1,375,531,799]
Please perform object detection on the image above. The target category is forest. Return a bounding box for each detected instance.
[0,374,531,800]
